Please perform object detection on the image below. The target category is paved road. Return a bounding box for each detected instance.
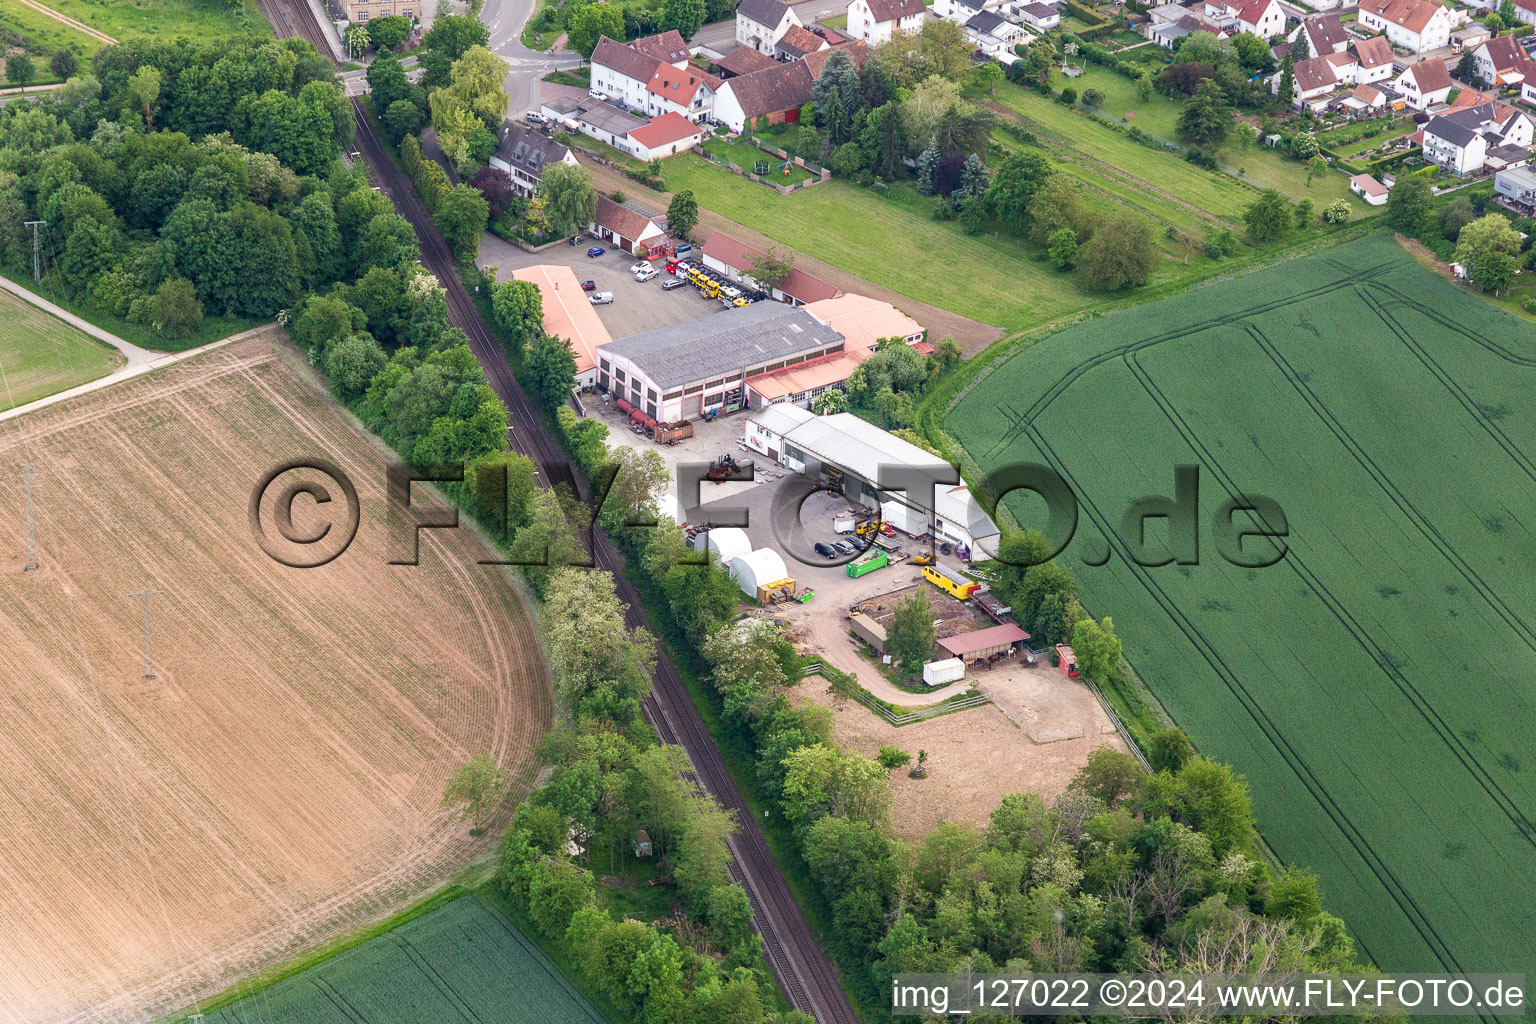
[690,0,852,51]
[480,0,585,114]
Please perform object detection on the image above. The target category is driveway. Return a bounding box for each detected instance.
[479,232,722,339]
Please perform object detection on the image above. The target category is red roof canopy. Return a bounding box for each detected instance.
[938,623,1030,656]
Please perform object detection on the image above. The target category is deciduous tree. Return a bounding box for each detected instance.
[441,752,509,831]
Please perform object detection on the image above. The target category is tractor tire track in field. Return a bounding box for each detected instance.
[1017,418,1477,987]
[981,100,1234,230]
[981,260,1489,986]
[398,934,488,1024]
[1121,323,1536,853]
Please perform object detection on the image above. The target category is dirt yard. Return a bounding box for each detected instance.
[0,332,551,1024]
[792,671,1126,843]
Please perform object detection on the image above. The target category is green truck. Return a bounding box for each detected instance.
[846,550,888,578]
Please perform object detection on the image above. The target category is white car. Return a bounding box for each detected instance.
[589,292,614,305]
[629,261,652,275]
[634,267,659,282]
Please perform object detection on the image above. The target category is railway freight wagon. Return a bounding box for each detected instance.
[922,563,979,600]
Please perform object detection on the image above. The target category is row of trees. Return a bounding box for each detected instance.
[1387,174,1535,296]
[0,37,357,337]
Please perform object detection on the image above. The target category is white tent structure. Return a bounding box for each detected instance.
[701,526,752,564]
[728,548,789,597]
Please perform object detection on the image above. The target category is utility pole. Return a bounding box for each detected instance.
[130,589,165,680]
[14,463,39,571]
[23,221,45,283]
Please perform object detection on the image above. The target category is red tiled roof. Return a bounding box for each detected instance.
[939,622,1030,656]
[1292,55,1340,92]
[718,60,816,119]
[594,195,664,242]
[865,0,927,21]
[646,64,720,105]
[1360,0,1441,34]
[1352,36,1394,69]
[703,231,842,303]
[630,30,691,63]
[1403,56,1451,92]
[1234,0,1274,27]
[715,45,779,77]
[627,111,702,149]
[592,36,664,83]
[777,23,828,56]
[1480,33,1523,72]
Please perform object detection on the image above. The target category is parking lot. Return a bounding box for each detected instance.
[479,232,725,340]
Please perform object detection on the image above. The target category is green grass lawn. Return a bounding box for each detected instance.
[663,152,1219,331]
[0,0,104,58]
[820,11,848,28]
[993,75,1375,221]
[699,135,816,182]
[992,80,1259,222]
[0,287,121,411]
[948,232,1536,986]
[1330,123,1417,160]
[21,0,269,47]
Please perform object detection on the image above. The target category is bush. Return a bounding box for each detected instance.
[1059,86,1078,105]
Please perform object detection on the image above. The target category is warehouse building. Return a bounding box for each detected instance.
[742,407,1001,555]
[595,302,845,422]
[511,265,611,386]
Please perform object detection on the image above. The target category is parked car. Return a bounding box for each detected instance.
[589,292,614,305]
[832,540,856,556]
[629,261,651,275]
[661,278,687,290]
[569,234,584,246]
[586,246,606,258]
[634,267,659,282]
[814,541,838,559]
[524,110,545,124]
[581,279,596,291]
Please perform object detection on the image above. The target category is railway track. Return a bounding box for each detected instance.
[249,1,859,1016]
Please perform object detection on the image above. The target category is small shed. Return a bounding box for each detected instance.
[938,622,1030,661]
[849,612,888,655]
[1056,644,1079,678]
[729,548,790,598]
[702,526,752,563]
[633,828,653,858]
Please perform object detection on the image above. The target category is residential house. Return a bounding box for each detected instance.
[1015,2,1061,30]
[1291,13,1349,54]
[1393,56,1453,109]
[343,0,414,21]
[1423,101,1534,174]
[645,63,721,121]
[1521,59,1536,105]
[712,59,816,130]
[1147,8,1229,46]
[487,121,577,197]
[776,24,831,60]
[591,36,666,110]
[964,10,1032,57]
[933,0,995,19]
[736,0,803,54]
[1349,173,1391,204]
[846,0,928,44]
[1356,0,1452,53]
[1204,0,1285,38]
[1274,54,1342,107]
[589,195,669,254]
[630,29,692,66]
[1472,35,1528,87]
[626,111,704,159]
[1493,164,1536,211]
[702,231,843,305]
[1350,36,1396,84]
[1517,0,1536,29]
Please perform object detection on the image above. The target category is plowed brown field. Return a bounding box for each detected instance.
[0,331,551,1024]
